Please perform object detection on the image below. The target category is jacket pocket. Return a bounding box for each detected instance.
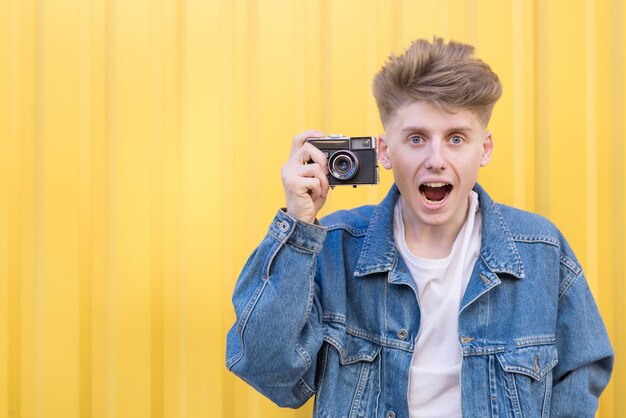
[315,327,382,418]
[495,343,558,418]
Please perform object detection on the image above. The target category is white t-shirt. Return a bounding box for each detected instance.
[393,192,482,418]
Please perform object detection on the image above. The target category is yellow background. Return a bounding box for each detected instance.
[1,0,624,417]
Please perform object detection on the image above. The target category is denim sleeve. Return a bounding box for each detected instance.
[225,209,327,408]
[550,267,614,417]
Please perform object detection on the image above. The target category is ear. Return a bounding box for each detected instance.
[480,131,494,167]
[377,133,393,170]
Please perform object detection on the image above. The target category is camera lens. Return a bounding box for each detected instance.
[329,151,359,180]
[336,158,350,173]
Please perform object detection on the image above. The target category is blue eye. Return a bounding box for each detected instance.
[409,135,423,144]
[450,135,463,144]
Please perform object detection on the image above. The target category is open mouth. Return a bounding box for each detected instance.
[419,182,453,204]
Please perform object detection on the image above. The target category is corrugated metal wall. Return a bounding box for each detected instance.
[0,0,624,417]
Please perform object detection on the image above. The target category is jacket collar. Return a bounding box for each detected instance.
[354,183,525,279]
[353,184,400,276]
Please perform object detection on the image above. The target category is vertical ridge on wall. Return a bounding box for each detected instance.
[187,0,214,413]
[161,0,183,414]
[611,0,626,414]
[0,0,10,410]
[293,0,305,133]
[512,0,526,209]
[202,0,224,416]
[104,0,116,413]
[86,0,109,415]
[249,0,260,236]
[584,0,599,296]
[113,0,155,412]
[321,0,331,132]
[4,0,23,416]
[79,0,94,415]
[220,0,237,415]
[594,0,616,413]
[150,1,165,417]
[392,0,402,51]
[181,0,225,416]
[533,0,550,217]
[474,0,515,204]
[34,0,45,413]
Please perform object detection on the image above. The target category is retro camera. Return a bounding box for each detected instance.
[307,134,379,186]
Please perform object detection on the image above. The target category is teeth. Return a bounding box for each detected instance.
[424,182,449,187]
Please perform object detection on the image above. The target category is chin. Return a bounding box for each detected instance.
[419,215,452,228]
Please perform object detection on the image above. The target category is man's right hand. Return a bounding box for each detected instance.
[281,130,330,224]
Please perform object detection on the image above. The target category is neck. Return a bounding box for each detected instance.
[401,196,470,259]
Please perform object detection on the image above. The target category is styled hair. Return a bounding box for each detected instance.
[372,37,502,126]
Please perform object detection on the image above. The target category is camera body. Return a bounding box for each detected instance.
[307,134,379,186]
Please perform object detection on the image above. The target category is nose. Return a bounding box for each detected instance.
[425,141,446,171]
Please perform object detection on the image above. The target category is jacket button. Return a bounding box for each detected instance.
[397,329,408,340]
[278,221,290,232]
[386,411,396,418]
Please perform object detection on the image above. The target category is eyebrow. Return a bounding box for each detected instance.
[400,125,474,134]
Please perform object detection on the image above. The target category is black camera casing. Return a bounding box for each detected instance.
[307,135,379,186]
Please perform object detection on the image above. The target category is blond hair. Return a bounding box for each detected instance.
[372,37,502,126]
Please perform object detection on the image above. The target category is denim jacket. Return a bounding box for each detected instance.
[226,184,613,418]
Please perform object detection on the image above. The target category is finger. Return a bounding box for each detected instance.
[291,163,328,189]
[283,163,328,199]
[293,143,329,174]
[309,175,330,203]
[290,129,325,156]
[299,176,323,199]
[285,173,321,198]
[318,171,330,199]
[308,147,330,175]
[291,163,330,197]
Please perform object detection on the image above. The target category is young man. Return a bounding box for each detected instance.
[226,38,613,417]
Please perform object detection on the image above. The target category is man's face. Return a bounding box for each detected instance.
[378,100,493,232]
